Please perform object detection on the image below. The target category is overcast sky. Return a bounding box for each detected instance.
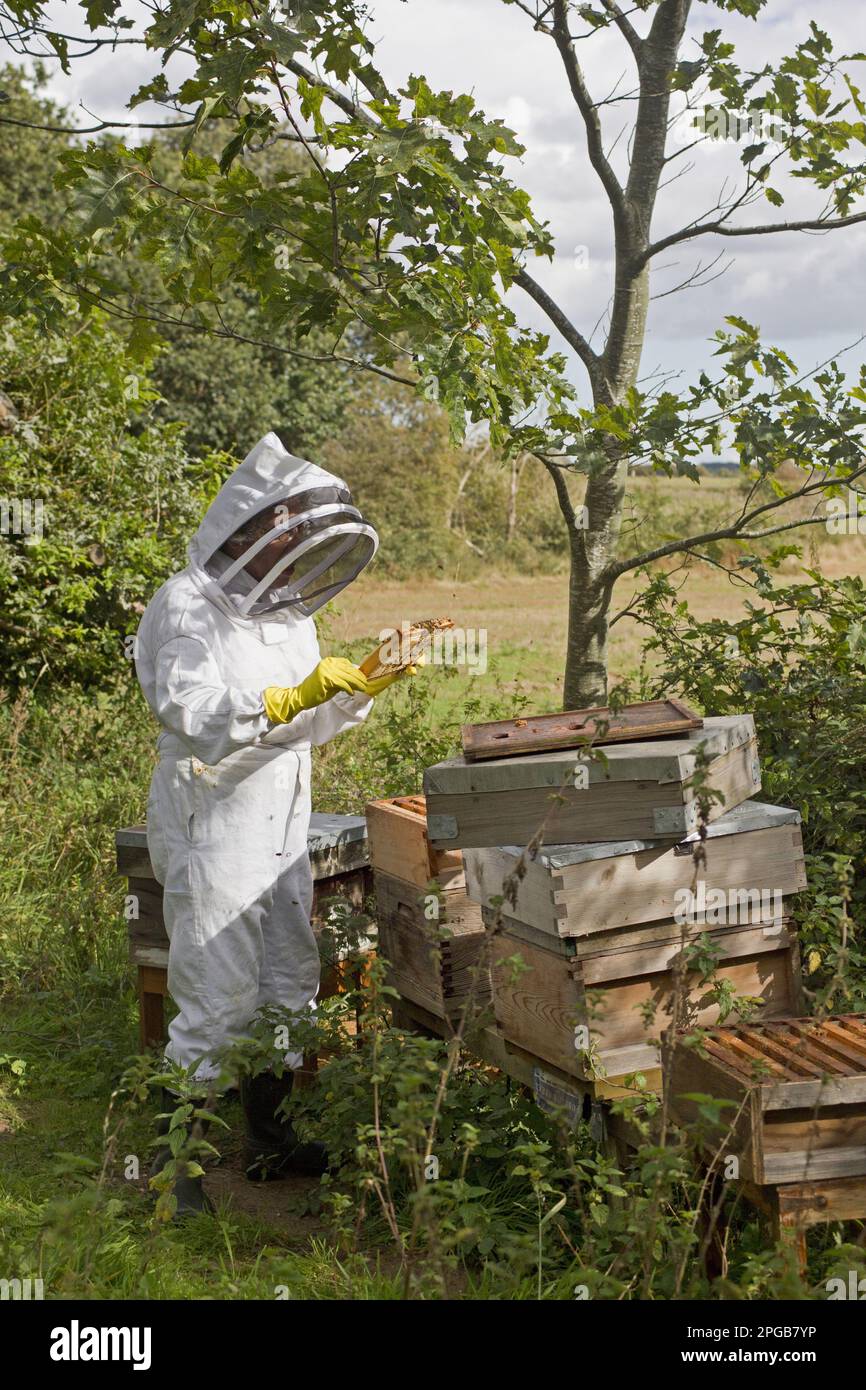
[8,0,866,415]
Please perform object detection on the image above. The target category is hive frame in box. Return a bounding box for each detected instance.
[667,1015,866,1275]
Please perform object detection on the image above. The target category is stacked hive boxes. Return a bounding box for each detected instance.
[421,716,808,1091]
[366,795,491,1023]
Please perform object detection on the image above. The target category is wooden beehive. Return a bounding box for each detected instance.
[667,1016,866,1184]
[424,716,761,849]
[117,814,372,968]
[117,815,374,1049]
[487,909,803,1087]
[366,795,490,1022]
[463,801,806,939]
[365,794,465,890]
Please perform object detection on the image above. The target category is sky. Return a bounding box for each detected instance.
[6,0,866,414]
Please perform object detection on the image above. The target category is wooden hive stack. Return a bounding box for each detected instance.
[417,692,812,1095]
[366,794,491,1023]
[460,800,807,1091]
[117,814,373,1051]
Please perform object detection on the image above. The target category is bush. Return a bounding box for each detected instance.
[0,316,227,688]
[626,563,866,1010]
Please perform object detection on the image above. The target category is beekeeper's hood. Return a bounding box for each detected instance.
[188,432,378,620]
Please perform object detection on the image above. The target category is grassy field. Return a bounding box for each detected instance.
[331,474,866,705]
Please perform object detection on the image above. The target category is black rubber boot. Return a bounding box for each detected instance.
[241,1070,328,1180]
[150,1088,215,1216]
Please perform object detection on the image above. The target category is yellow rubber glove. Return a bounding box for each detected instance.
[263,657,416,724]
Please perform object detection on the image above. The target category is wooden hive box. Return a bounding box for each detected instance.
[463,801,806,939]
[117,814,374,1050]
[423,716,760,850]
[117,813,372,966]
[667,1016,866,1184]
[487,909,803,1088]
[366,795,490,1021]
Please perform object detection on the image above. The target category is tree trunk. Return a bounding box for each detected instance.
[562,253,648,707]
[563,456,629,707]
[560,0,689,707]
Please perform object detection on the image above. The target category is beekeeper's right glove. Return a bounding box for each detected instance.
[263,657,398,724]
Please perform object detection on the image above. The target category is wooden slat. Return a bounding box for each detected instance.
[764,1021,859,1076]
[705,1031,799,1078]
[578,922,791,985]
[700,1034,787,1082]
[461,698,702,762]
[761,1076,866,1111]
[762,1144,866,1184]
[775,1174,866,1226]
[824,1017,866,1057]
[748,1028,837,1078]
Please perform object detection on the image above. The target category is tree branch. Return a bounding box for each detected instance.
[60,282,418,387]
[599,0,643,63]
[281,54,379,130]
[643,207,866,266]
[551,0,625,217]
[610,463,866,578]
[536,452,577,528]
[515,267,602,387]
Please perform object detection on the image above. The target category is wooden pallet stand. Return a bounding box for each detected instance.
[667,1016,866,1271]
[366,795,490,1022]
[463,800,806,939]
[117,814,373,1052]
[424,716,761,850]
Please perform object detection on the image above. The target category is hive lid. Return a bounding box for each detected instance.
[464,799,799,870]
[119,814,369,854]
[307,812,368,851]
[424,715,755,795]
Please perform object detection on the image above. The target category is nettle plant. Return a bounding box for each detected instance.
[3,0,866,703]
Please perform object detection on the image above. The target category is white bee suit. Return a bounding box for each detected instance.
[135,434,375,1081]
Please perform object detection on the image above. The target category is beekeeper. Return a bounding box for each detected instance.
[135,432,405,1212]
